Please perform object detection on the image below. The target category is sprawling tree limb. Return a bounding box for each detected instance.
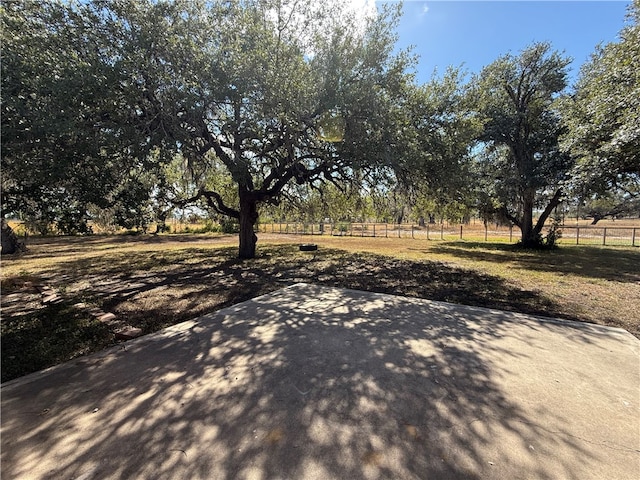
[499,206,522,229]
[534,188,563,234]
[200,190,240,219]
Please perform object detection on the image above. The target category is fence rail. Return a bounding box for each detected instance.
[560,226,639,246]
[258,222,639,247]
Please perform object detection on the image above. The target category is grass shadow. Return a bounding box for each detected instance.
[0,301,114,382]
[430,241,640,283]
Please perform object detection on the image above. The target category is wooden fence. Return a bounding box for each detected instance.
[560,226,639,246]
[258,222,639,247]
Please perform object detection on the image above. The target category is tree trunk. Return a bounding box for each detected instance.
[518,188,563,247]
[154,211,169,234]
[238,192,259,259]
[533,188,563,236]
[1,218,22,255]
[519,188,538,247]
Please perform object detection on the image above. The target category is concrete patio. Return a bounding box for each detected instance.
[1,283,638,479]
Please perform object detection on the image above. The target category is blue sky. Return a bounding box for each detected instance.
[378,1,631,86]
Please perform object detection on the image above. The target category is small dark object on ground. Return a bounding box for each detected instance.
[299,244,318,251]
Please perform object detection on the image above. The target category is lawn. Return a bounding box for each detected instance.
[1,233,639,382]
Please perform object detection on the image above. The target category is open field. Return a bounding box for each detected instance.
[9,217,640,245]
[1,233,639,382]
[259,221,640,247]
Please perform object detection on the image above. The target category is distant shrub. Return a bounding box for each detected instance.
[545,217,563,248]
[155,223,170,234]
[175,219,239,234]
[11,223,28,237]
[220,219,239,233]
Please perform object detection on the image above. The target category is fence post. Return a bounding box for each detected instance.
[576,227,579,245]
[460,225,463,240]
[633,228,637,247]
[385,223,388,238]
[603,227,607,246]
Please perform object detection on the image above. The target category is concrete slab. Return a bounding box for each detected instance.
[1,283,639,479]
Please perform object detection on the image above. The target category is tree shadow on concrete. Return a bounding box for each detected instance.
[4,284,633,479]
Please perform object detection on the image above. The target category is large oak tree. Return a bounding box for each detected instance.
[1,1,169,247]
[104,0,414,258]
[470,43,572,247]
[2,0,415,258]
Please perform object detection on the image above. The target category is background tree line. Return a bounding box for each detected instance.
[2,0,638,256]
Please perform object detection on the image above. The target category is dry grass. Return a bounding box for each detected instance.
[1,232,638,382]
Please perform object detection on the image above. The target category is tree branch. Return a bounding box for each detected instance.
[500,205,521,229]
[534,188,563,235]
[200,190,240,219]
[168,188,239,219]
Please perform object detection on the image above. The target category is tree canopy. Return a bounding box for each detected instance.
[559,0,640,222]
[2,0,639,256]
[3,0,420,257]
[1,1,170,235]
[561,0,639,183]
[469,42,572,246]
